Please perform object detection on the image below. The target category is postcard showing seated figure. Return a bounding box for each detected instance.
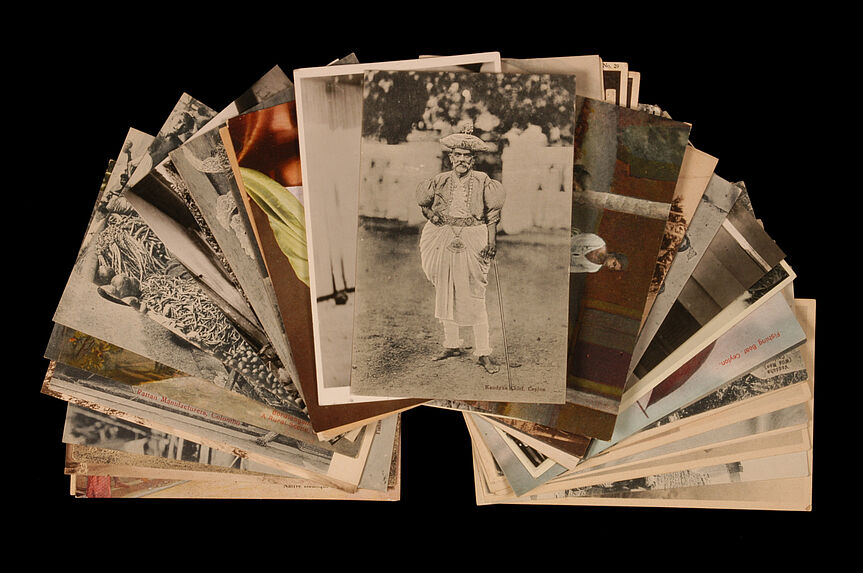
[293,53,502,407]
[350,70,577,404]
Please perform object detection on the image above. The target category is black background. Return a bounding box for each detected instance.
[16,10,839,557]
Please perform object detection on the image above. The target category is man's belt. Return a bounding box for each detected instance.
[436,214,482,227]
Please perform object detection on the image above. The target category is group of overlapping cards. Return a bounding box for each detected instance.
[42,52,814,509]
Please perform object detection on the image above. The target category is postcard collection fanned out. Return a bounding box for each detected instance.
[43,52,814,509]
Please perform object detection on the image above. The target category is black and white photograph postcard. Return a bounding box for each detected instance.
[52,119,308,420]
[124,68,299,349]
[294,52,503,406]
[64,404,399,495]
[127,94,215,190]
[171,129,298,379]
[52,128,229,383]
[349,70,576,403]
[28,24,829,525]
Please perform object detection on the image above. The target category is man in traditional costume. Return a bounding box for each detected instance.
[570,232,628,273]
[416,129,505,374]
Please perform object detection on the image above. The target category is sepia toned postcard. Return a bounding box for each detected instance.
[43,360,376,492]
[63,404,400,494]
[640,145,718,326]
[68,437,401,500]
[121,69,299,348]
[568,402,810,484]
[52,126,308,418]
[357,414,401,492]
[480,414,583,470]
[45,324,360,457]
[587,298,816,468]
[64,404,292,477]
[467,413,568,497]
[293,52,503,407]
[52,128,235,384]
[483,448,811,509]
[622,260,797,411]
[589,289,807,457]
[625,191,788,401]
[71,471,400,500]
[629,175,743,377]
[350,70,577,403]
[539,425,811,496]
[171,127,298,386]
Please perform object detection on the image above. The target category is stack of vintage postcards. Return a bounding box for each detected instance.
[42,52,814,509]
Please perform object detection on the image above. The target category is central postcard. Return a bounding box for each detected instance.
[350,70,575,402]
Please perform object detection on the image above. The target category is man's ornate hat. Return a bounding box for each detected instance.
[440,125,489,153]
